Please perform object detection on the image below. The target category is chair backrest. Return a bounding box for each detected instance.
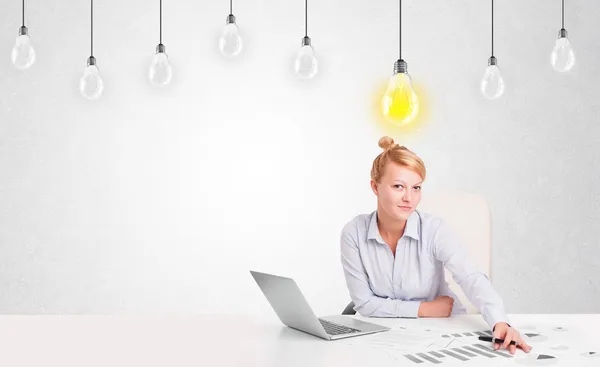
[417,191,492,314]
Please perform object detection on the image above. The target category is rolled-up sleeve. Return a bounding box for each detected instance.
[340,223,421,318]
[431,219,510,329]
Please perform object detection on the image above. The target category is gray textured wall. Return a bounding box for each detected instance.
[1,0,599,315]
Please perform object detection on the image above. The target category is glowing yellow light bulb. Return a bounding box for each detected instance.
[382,60,419,126]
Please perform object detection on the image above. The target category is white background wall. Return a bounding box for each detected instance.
[1,0,599,316]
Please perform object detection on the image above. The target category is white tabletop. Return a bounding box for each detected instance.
[0,314,598,366]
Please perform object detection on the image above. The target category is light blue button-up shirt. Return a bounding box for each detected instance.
[340,210,509,329]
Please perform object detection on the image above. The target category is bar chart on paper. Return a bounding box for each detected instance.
[400,329,562,365]
[345,327,565,365]
[402,342,514,364]
[342,315,600,366]
[441,330,492,339]
[344,327,514,364]
[401,342,564,365]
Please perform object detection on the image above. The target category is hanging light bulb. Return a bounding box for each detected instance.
[551,31,575,72]
[150,45,173,85]
[481,0,505,100]
[551,0,575,72]
[295,37,318,79]
[294,0,318,79]
[80,56,104,100]
[149,0,173,85]
[80,0,104,100]
[382,61,419,125]
[219,0,243,58]
[381,0,418,125]
[481,56,505,100]
[219,15,243,57]
[11,1,36,70]
[12,27,36,70]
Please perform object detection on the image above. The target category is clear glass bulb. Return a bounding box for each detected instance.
[149,50,173,86]
[551,35,575,73]
[382,72,419,125]
[294,44,318,80]
[79,62,104,100]
[11,34,36,70]
[219,22,243,57]
[481,63,505,100]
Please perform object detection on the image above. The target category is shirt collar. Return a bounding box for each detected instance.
[367,210,421,244]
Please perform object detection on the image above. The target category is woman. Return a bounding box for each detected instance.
[340,136,531,355]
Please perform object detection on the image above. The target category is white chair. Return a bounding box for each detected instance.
[342,191,492,315]
[417,191,492,314]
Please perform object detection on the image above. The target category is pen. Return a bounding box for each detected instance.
[478,336,518,346]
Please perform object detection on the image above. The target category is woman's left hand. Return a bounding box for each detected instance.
[492,322,532,355]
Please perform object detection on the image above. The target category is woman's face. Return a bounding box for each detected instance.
[371,162,423,221]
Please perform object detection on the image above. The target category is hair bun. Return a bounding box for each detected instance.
[378,136,396,150]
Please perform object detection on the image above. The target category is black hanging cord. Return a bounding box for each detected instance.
[562,0,565,29]
[230,0,233,15]
[22,0,25,27]
[304,0,308,37]
[160,0,162,44]
[491,0,494,57]
[399,0,402,59]
[91,0,94,57]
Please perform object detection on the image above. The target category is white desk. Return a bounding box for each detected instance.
[0,314,598,366]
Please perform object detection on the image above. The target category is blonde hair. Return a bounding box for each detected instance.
[370,136,426,183]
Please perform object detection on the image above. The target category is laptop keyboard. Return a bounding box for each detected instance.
[319,319,361,335]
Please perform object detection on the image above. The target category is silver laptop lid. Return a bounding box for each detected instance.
[250,270,329,339]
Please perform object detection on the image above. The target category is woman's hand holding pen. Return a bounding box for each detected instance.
[491,322,532,355]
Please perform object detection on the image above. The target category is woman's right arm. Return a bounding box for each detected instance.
[340,223,422,318]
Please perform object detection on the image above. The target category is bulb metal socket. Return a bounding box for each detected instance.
[394,59,408,74]
[87,56,97,66]
[559,28,568,38]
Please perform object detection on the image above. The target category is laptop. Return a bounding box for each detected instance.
[250,270,390,340]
